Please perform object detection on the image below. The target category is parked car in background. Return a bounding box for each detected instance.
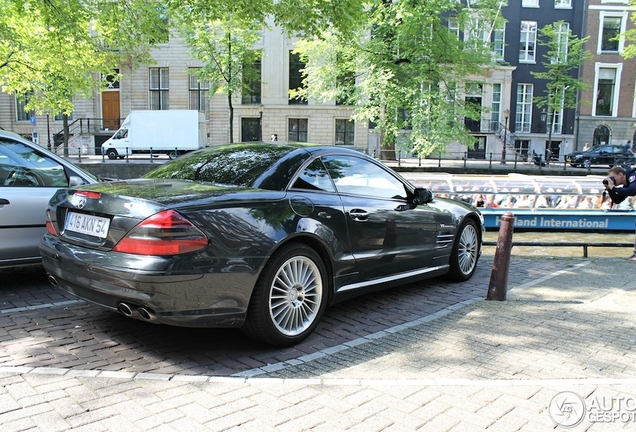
[0,130,99,268]
[40,143,483,346]
[565,144,636,169]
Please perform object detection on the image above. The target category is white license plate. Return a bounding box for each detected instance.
[64,212,110,239]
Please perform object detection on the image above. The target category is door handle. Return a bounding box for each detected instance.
[0,198,9,205]
[349,208,369,222]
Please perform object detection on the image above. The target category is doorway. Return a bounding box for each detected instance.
[102,91,120,130]
[467,136,486,159]
[593,125,611,147]
[241,118,260,142]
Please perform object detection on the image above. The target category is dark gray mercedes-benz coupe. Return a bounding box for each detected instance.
[40,143,483,346]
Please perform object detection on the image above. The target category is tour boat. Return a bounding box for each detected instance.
[403,173,636,232]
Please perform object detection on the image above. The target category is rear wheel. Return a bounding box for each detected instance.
[168,150,179,160]
[242,243,328,346]
[446,219,480,282]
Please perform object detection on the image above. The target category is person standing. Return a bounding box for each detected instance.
[605,166,636,260]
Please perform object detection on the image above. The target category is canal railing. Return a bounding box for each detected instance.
[482,240,633,258]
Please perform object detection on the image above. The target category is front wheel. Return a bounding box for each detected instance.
[106,149,118,160]
[242,243,328,346]
[446,219,480,282]
[582,159,591,169]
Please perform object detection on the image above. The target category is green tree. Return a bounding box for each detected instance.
[531,21,591,162]
[292,0,507,159]
[173,11,262,143]
[0,0,168,154]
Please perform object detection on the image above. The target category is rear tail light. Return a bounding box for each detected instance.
[113,210,208,256]
[45,209,58,237]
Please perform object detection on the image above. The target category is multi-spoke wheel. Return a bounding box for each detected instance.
[446,219,480,282]
[242,243,327,346]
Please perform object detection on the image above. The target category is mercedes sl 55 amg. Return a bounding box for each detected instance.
[40,143,483,346]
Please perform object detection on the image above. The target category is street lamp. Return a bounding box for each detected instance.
[540,108,552,165]
[258,104,264,141]
[501,108,510,164]
[540,108,547,127]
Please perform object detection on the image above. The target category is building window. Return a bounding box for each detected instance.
[336,69,356,106]
[551,107,563,134]
[288,118,308,142]
[515,84,533,133]
[448,16,460,38]
[335,119,355,145]
[594,66,620,116]
[554,22,569,63]
[555,0,572,8]
[103,69,120,89]
[599,15,623,53]
[188,69,209,113]
[289,51,307,105]
[493,25,505,61]
[149,67,169,110]
[491,83,502,130]
[15,94,34,122]
[519,21,537,63]
[514,140,530,159]
[242,54,262,104]
[522,0,539,7]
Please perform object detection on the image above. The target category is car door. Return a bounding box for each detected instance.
[289,158,356,276]
[322,155,438,281]
[0,139,71,264]
[597,145,615,166]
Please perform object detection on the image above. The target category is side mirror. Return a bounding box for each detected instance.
[69,176,85,187]
[412,187,433,205]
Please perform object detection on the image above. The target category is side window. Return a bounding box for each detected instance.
[292,159,335,192]
[0,140,68,187]
[322,155,407,200]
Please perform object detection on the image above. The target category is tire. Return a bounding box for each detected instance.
[446,219,480,282]
[168,150,179,160]
[582,159,591,169]
[242,243,328,346]
[106,149,118,160]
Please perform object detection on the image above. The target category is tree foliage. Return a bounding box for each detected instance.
[0,0,168,116]
[293,0,508,157]
[531,21,591,128]
[173,9,262,143]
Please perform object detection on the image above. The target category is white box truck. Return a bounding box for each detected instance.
[101,110,208,160]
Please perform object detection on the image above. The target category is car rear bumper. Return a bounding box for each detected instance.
[39,234,257,328]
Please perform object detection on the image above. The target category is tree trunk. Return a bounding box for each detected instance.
[228,93,234,143]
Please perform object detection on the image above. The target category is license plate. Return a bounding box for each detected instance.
[64,212,110,239]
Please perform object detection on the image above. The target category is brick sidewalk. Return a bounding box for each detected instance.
[2,258,635,431]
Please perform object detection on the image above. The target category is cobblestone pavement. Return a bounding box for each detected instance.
[1,255,635,431]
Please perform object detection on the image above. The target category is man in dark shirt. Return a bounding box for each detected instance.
[605,166,636,260]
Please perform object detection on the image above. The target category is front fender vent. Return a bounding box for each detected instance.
[436,233,454,249]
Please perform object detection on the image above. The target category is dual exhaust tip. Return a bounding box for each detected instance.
[46,274,157,322]
[118,302,156,321]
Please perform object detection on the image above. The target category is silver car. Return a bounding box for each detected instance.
[0,130,98,267]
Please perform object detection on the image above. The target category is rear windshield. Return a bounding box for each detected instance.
[144,144,300,187]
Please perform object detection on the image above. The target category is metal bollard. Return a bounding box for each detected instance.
[487,211,515,301]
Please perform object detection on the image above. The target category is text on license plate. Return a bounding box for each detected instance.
[65,212,110,238]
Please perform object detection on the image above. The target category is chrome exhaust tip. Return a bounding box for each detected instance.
[118,302,133,316]
[138,307,156,321]
[46,274,59,287]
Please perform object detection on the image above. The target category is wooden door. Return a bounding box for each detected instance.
[102,92,120,130]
